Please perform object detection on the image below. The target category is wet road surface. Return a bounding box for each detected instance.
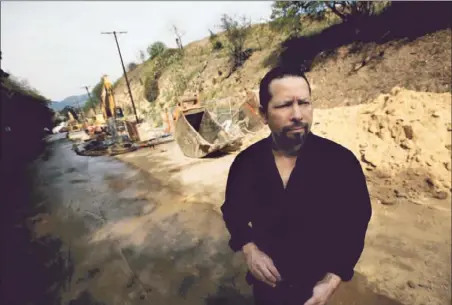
[1,134,407,305]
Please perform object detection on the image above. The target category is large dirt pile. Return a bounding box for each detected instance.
[239,87,451,206]
[313,87,451,204]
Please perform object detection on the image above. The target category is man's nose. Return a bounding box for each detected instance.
[291,103,303,121]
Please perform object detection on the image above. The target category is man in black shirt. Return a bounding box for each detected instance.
[220,66,372,305]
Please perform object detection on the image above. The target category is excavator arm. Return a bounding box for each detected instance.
[100,75,117,120]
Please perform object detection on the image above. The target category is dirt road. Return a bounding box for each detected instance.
[1,133,414,305]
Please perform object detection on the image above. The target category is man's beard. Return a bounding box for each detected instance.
[272,123,310,155]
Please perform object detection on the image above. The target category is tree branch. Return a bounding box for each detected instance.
[325,2,348,21]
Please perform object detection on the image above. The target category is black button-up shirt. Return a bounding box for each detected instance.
[221,132,372,287]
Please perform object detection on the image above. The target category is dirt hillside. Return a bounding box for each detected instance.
[111,24,450,123]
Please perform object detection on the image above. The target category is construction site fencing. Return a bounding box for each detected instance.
[202,97,249,138]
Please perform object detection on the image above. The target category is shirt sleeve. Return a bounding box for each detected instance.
[220,154,254,252]
[327,151,372,282]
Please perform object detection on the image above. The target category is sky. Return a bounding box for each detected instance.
[1,1,273,101]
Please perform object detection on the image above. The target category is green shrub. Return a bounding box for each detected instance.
[213,40,223,50]
[145,71,161,103]
[209,29,224,51]
[219,14,252,73]
[127,62,138,71]
[147,42,167,60]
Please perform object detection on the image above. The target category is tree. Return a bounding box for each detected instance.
[172,25,185,50]
[324,1,376,22]
[219,14,252,73]
[271,1,377,24]
[91,78,104,103]
[147,42,167,60]
[269,1,305,35]
[3,74,50,103]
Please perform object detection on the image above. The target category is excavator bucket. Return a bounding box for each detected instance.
[233,90,265,133]
[174,102,242,158]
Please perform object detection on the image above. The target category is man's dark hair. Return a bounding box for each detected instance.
[259,65,311,113]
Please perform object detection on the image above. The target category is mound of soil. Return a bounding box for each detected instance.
[313,87,451,204]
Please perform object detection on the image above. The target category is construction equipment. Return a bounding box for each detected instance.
[98,74,163,143]
[62,107,83,133]
[99,75,131,139]
[66,114,89,141]
[100,75,117,121]
[233,90,265,134]
[173,96,242,158]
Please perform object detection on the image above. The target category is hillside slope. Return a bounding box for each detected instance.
[111,12,451,124]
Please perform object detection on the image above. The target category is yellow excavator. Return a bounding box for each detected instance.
[100,75,117,121]
[99,74,131,140]
[73,75,137,155]
[64,107,83,132]
[98,74,172,142]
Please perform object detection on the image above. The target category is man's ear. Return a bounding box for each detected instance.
[258,106,268,125]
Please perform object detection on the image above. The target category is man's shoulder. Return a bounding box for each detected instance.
[312,133,358,163]
[232,136,269,165]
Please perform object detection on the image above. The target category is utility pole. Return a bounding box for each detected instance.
[101,31,139,123]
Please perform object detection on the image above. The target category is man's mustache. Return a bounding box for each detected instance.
[284,122,309,131]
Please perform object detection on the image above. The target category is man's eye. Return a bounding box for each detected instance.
[276,103,291,108]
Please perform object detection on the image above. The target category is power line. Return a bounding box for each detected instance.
[101,31,139,123]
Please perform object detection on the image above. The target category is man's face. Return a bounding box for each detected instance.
[262,75,313,148]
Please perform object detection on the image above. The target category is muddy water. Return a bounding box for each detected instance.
[2,134,406,305]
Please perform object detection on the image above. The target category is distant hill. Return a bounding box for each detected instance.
[50,93,89,111]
